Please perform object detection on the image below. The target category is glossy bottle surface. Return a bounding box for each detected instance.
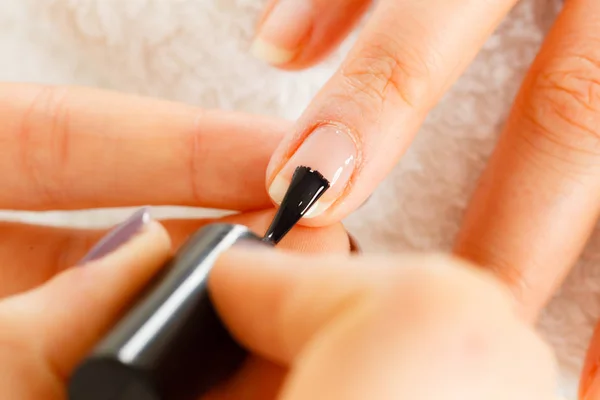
[69,224,262,400]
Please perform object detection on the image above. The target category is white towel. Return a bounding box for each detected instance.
[1,0,580,396]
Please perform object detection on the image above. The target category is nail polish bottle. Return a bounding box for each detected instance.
[69,166,330,400]
[69,224,260,400]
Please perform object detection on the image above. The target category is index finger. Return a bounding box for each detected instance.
[264,0,517,225]
[0,83,284,211]
[455,0,600,320]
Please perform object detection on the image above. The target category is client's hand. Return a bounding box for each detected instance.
[254,0,600,323]
[206,249,561,400]
[253,1,600,395]
[0,82,350,399]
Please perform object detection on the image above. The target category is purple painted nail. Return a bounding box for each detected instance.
[78,207,151,265]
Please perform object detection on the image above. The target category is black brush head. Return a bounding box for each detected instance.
[263,166,330,244]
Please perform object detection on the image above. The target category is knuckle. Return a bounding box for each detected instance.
[523,53,600,155]
[339,33,432,111]
[19,86,73,206]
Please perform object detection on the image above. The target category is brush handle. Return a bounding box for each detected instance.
[69,224,263,400]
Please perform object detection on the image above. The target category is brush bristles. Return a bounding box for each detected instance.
[262,165,331,245]
[298,166,331,189]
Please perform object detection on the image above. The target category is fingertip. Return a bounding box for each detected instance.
[283,222,350,253]
[250,38,297,66]
[26,219,173,378]
[251,0,311,67]
[83,219,172,272]
[251,0,370,70]
[267,123,360,225]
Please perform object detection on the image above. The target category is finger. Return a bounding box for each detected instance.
[265,0,517,225]
[203,357,285,400]
[455,0,600,320]
[0,222,100,298]
[0,219,171,383]
[210,251,558,399]
[580,321,600,399]
[207,209,351,253]
[250,0,370,69]
[0,209,350,298]
[0,82,284,211]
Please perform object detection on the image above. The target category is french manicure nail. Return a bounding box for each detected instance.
[269,125,357,218]
[78,207,151,265]
[250,0,313,65]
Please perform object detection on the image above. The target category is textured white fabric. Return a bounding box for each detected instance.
[0,0,582,397]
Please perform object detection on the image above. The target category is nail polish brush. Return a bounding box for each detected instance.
[69,166,330,400]
[263,166,330,244]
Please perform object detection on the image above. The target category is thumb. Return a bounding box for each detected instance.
[7,212,171,381]
[210,249,558,399]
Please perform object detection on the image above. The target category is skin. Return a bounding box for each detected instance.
[257,0,600,319]
[0,82,350,398]
[254,0,600,396]
[207,251,560,400]
[0,82,581,398]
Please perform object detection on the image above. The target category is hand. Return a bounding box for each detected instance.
[253,2,600,395]
[206,249,560,400]
[452,3,600,398]
[249,0,600,306]
[252,0,519,224]
[0,82,351,399]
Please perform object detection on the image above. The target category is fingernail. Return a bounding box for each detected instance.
[269,125,357,218]
[250,0,313,65]
[78,207,151,265]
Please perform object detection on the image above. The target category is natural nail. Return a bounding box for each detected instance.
[78,207,151,265]
[250,0,313,65]
[269,124,357,218]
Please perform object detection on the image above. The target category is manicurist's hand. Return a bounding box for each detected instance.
[0,82,351,399]
[205,250,561,400]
